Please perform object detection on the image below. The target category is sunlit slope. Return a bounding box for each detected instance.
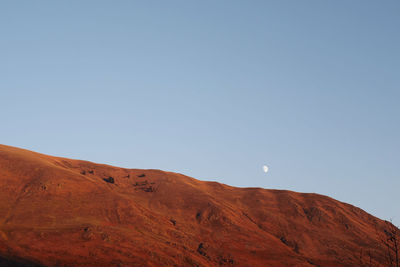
[0,145,394,266]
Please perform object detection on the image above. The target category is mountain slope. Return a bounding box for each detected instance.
[0,145,395,266]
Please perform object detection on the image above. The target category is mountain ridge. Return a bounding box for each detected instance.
[0,144,396,266]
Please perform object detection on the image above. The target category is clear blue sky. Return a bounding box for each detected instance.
[1,1,399,224]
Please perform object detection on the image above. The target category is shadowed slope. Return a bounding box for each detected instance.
[0,145,395,266]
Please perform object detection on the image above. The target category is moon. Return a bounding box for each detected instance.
[263,165,269,173]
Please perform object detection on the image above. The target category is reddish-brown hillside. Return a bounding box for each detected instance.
[0,145,396,266]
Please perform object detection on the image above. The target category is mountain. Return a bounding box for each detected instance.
[0,145,396,266]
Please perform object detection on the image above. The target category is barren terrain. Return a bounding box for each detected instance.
[0,145,396,266]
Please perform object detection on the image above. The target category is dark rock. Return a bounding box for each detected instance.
[197,243,206,256]
[134,181,148,187]
[196,212,202,222]
[103,177,115,184]
[143,186,154,192]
